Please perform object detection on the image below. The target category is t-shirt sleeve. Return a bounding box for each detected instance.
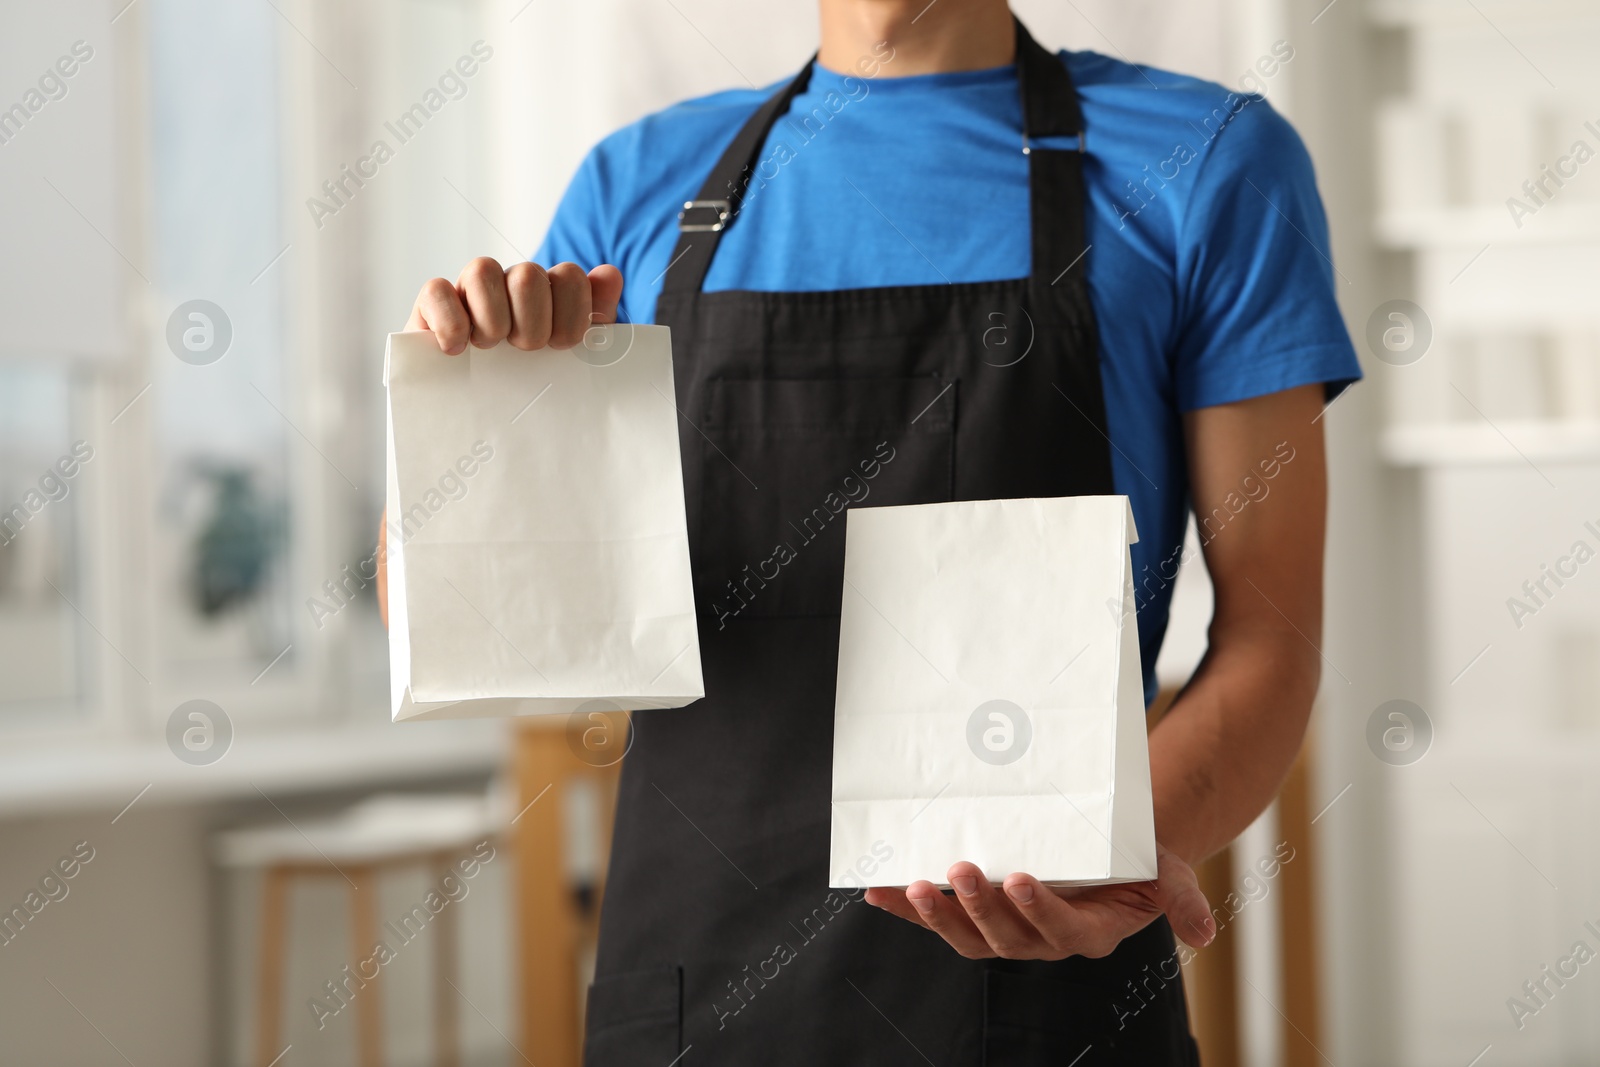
[534,148,612,272]
[1172,96,1362,411]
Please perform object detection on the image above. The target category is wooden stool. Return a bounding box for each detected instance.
[510,715,624,1067]
[214,793,501,1067]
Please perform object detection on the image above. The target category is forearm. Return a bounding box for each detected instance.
[1147,622,1320,865]
[376,511,388,628]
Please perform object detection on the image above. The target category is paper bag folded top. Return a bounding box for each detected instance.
[829,496,1155,889]
[384,325,703,722]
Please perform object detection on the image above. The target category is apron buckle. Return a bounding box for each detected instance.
[678,199,732,232]
[1021,133,1087,155]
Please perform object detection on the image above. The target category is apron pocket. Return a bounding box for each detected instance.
[584,965,682,1066]
[697,376,955,621]
[983,968,1197,1067]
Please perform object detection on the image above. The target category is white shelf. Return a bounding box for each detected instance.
[1370,0,1600,28]
[1382,420,1600,465]
[1377,203,1600,250]
[0,717,509,819]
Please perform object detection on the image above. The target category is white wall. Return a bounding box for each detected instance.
[0,806,211,1066]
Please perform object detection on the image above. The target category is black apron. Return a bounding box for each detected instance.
[585,20,1198,1066]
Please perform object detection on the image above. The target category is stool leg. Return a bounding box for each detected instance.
[350,867,384,1067]
[514,728,581,1064]
[433,852,462,1067]
[256,867,289,1067]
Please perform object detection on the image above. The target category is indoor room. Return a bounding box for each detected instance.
[0,1,1594,1065]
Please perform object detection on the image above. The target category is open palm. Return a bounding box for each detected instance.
[863,843,1215,960]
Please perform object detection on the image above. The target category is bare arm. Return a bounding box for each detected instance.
[866,383,1327,958]
[1151,383,1326,864]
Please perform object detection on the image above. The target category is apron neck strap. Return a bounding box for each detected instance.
[660,17,1087,298]
[1015,17,1084,140]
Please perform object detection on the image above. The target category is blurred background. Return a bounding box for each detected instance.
[0,0,1595,1064]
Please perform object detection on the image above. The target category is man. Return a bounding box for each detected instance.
[384,0,1358,1061]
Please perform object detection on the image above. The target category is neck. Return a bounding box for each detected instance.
[817,0,1015,76]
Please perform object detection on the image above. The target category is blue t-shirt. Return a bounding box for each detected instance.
[536,51,1361,701]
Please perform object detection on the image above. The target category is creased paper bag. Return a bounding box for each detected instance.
[828,496,1155,888]
[384,325,703,721]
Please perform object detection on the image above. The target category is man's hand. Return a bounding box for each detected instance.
[863,844,1214,960]
[405,257,624,355]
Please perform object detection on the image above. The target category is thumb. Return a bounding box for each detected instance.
[587,264,624,324]
[1156,845,1215,949]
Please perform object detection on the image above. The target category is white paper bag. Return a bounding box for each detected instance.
[828,496,1155,888]
[384,325,703,721]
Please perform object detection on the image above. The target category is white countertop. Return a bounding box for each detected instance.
[0,717,510,819]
